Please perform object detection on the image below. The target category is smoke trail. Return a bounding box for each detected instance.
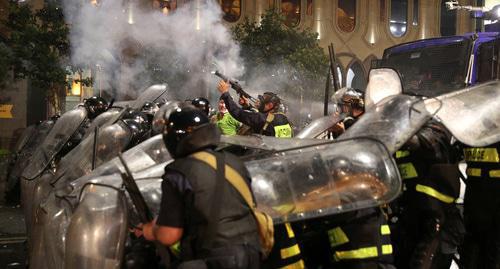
[63,0,243,100]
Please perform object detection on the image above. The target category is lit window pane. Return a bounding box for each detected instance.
[440,0,456,36]
[281,0,301,27]
[390,0,408,37]
[154,0,177,15]
[337,0,356,32]
[220,0,241,22]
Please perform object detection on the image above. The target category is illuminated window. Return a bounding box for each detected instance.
[281,0,301,27]
[390,0,408,37]
[219,0,241,23]
[153,0,177,15]
[440,0,456,36]
[337,0,356,33]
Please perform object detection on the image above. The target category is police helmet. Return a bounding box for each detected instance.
[84,96,108,119]
[141,102,160,123]
[121,110,151,145]
[339,89,364,111]
[191,97,211,116]
[257,92,281,112]
[151,101,185,135]
[163,105,220,158]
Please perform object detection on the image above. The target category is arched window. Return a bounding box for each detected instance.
[153,0,177,15]
[281,0,301,27]
[440,0,456,36]
[346,61,367,90]
[337,65,343,87]
[390,0,408,37]
[220,0,241,23]
[337,0,356,32]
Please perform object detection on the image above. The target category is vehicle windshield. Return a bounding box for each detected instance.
[379,38,471,97]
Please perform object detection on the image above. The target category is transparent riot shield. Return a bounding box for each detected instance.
[82,108,122,139]
[8,120,56,190]
[132,84,169,109]
[220,135,322,151]
[296,114,345,139]
[246,138,400,224]
[50,122,132,186]
[62,134,171,197]
[340,94,438,154]
[14,125,37,154]
[425,80,500,147]
[22,107,88,180]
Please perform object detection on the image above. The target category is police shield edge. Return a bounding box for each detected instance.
[424,80,500,147]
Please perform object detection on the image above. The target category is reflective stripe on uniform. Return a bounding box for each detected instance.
[284,223,295,238]
[415,184,455,203]
[380,225,391,235]
[465,168,500,178]
[490,170,500,178]
[397,163,418,179]
[328,227,349,247]
[464,148,500,163]
[466,168,482,177]
[334,246,378,260]
[395,150,410,158]
[280,259,305,269]
[382,244,393,255]
[274,124,292,138]
[191,152,255,207]
[280,244,301,259]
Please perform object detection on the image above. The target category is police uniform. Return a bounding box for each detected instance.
[158,149,261,268]
[461,142,500,268]
[220,91,303,268]
[392,121,462,268]
[297,105,395,269]
[220,92,292,138]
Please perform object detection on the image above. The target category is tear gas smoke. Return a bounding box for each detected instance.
[63,0,243,100]
[63,0,330,129]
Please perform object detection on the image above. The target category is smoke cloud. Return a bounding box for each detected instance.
[63,0,330,127]
[63,0,243,100]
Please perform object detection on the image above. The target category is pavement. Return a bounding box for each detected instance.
[0,155,27,269]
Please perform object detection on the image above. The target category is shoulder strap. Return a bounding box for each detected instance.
[261,113,275,135]
[191,152,256,209]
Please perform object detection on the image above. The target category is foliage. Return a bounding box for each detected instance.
[232,10,328,99]
[6,1,70,111]
[0,42,13,88]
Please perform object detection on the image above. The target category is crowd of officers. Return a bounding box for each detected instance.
[131,80,500,269]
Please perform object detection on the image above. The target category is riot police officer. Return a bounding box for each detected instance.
[392,121,462,269]
[137,106,261,269]
[296,88,395,269]
[217,80,303,268]
[217,80,292,138]
[460,142,500,268]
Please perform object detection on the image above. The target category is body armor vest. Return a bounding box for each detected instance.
[463,143,500,179]
[165,150,260,259]
[261,112,292,138]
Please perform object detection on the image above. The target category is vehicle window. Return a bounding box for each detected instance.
[477,40,500,83]
[379,39,470,97]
